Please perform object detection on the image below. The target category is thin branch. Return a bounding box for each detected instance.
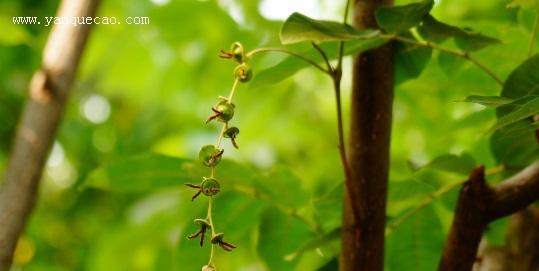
[246,47,329,74]
[311,42,333,72]
[489,161,539,220]
[0,0,100,269]
[338,0,351,71]
[528,11,539,57]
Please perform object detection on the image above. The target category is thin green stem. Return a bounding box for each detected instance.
[337,0,350,71]
[216,122,228,149]
[528,11,539,57]
[227,78,240,103]
[207,196,216,266]
[343,0,351,24]
[386,34,504,86]
[246,47,330,74]
[311,42,333,72]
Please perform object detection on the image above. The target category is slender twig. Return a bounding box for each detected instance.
[386,34,504,86]
[246,47,329,74]
[528,11,539,57]
[207,196,216,266]
[311,42,333,72]
[338,0,351,70]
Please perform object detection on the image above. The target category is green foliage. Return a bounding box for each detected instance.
[411,153,476,175]
[257,207,313,271]
[2,0,539,270]
[461,95,514,107]
[386,206,444,271]
[418,15,500,51]
[84,154,206,191]
[491,54,539,166]
[280,12,379,44]
[488,96,539,133]
[395,34,432,84]
[375,0,434,33]
[251,39,386,89]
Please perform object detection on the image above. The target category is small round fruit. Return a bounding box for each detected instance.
[231,42,245,63]
[234,63,252,83]
[198,145,223,167]
[215,100,234,122]
[224,127,240,139]
[201,177,220,196]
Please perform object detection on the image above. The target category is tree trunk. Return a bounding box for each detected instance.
[340,0,394,270]
[0,1,99,270]
[439,162,539,271]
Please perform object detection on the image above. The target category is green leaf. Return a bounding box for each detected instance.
[488,96,539,133]
[460,95,515,107]
[386,206,444,271]
[375,0,434,33]
[389,180,436,202]
[492,54,539,165]
[395,33,432,84]
[0,19,32,45]
[412,153,476,175]
[437,51,466,76]
[83,153,206,191]
[418,15,500,51]
[491,127,539,168]
[280,12,380,44]
[507,0,539,10]
[250,38,387,89]
[257,207,313,271]
[500,54,539,100]
[83,153,310,208]
[284,227,340,261]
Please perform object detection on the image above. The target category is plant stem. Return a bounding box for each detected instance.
[386,34,504,86]
[528,11,539,57]
[227,78,240,103]
[246,47,330,74]
[332,77,351,181]
[205,68,241,269]
[311,42,333,71]
[207,196,216,266]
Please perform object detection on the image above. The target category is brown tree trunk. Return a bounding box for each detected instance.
[340,0,394,270]
[0,1,99,270]
[439,162,539,271]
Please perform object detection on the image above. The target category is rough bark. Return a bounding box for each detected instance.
[340,0,394,270]
[439,161,539,271]
[0,1,99,270]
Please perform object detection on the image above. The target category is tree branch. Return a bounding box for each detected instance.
[439,160,539,271]
[0,1,99,269]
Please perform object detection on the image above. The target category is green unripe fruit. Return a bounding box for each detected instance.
[201,177,220,196]
[224,127,239,139]
[231,42,245,63]
[198,144,223,167]
[215,100,235,122]
[234,63,252,83]
[211,233,225,244]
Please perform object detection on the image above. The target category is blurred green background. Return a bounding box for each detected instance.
[0,0,537,270]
